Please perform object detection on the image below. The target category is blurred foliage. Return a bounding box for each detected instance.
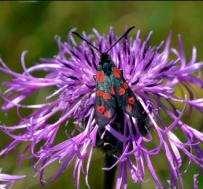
[0,1,203,189]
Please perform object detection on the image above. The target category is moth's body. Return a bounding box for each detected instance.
[72,27,148,136]
[95,54,148,136]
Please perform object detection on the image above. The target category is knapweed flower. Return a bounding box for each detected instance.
[0,169,25,189]
[0,27,203,189]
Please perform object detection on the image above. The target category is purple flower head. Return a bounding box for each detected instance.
[0,27,203,189]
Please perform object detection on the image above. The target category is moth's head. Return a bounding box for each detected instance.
[100,53,111,63]
[100,53,113,75]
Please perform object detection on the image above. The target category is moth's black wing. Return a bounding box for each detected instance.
[95,91,119,152]
[132,97,149,136]
[114,77,149,136]
[94,93,116,128]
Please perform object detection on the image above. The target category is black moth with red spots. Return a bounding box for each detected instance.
[95,53,149,136]
[72,27,149,156]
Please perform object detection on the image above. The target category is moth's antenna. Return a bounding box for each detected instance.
[105,26,135,53]
[72,31,102,54]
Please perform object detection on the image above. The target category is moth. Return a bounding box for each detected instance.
[72,27,148,136]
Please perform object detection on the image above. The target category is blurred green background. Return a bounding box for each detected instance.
[0,1,203,189]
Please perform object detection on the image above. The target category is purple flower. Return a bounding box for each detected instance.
[0,169,25,189]
[0,27,203,189]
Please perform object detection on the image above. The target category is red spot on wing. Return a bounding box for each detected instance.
[104,110,112,118]
[113,67,122,78]
[118,82,129,96]
[96,90,112,100]
[118,87,126,95]
[96,105,106,114]
[96,71,105,83]
[96,90,103,97]
[96,105,112,118]
[102,92,112,100]
[123,82,128,90]
[128,97,136,105]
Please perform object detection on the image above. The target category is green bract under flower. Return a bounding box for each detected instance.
[0,27,203,189]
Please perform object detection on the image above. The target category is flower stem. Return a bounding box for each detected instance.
[104,153,117,189]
